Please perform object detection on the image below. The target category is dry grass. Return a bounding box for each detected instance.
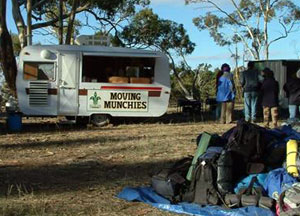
[0,110,244,215]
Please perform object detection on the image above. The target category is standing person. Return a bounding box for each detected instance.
[240,61,260,123]
[283,69,300,124]
[216,63,235,124]
[215,69,223,120]
[260,68,279,128]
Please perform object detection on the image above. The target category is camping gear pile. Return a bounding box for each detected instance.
[151,120,300,215]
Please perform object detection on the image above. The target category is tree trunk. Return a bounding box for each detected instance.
[166,52,192,99]
[65,0,79,45]
[11,0,27,48]
[264,0,270,60]
[58,0,63,44]
[26,0,32,45]
[0,0,17,94]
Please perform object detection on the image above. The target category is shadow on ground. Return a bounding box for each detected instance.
[0,157,178,197]
[1,109,221,135]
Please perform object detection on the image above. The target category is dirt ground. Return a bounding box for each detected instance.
[0,108,273,216]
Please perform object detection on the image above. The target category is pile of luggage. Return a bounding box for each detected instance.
[151,120,300,215]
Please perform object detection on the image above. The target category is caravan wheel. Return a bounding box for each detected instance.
[91,114,110,127]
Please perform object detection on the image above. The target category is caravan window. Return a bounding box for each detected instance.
[24,62,55,81]
[82,56,155,83]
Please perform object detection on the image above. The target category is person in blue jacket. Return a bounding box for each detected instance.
[216,63,235,124]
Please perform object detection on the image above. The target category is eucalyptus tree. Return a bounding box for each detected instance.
[0,0,17,92]
[185,0,300,60]
[1,0,149,93]
[120,8,196,99]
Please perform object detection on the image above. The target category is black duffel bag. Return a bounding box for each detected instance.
[151,157,192,202]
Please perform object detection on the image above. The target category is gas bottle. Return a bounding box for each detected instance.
[286,140,299,178]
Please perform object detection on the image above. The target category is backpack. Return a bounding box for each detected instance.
[186,132,220,181]
[183,149,221,205]
[263,168,298,200]
[151,156,192,202]
[226,120,267,161]
[217,150,233,195]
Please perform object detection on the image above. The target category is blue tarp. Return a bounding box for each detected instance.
[117,126,300,216]
[117,187,275,216]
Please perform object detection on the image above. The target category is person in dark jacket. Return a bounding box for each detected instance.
[261,68,279,128]
[240,61,260,123]
[283,69,300,123]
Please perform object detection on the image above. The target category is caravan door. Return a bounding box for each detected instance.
[58,52,79,115]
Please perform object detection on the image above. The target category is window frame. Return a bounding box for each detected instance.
[81,55,155,83]
[23,61,56,82]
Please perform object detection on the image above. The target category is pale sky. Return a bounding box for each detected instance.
[150,0,300,69]
[6,0,300,70]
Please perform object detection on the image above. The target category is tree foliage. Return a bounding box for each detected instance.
[170,63,217,103]
[120,8,196,98]
[186,0,300,60]
[1,0,149,93]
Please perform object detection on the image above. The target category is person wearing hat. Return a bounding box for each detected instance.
[260,67,279,128]
[240,61,260,123]
[216,63,235,124]
[283,69,300,124]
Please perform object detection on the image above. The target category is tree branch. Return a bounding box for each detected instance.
[32,0,48,10]
[32,3,89,30]
[268,19,295,47]
[11,0,26,48]
[85,9,119,34]
[205,0,245,27]
[229,0,256,41]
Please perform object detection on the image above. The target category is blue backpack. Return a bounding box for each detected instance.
[263,168,298,200]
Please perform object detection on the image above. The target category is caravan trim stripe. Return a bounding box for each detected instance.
[101,86,162,91]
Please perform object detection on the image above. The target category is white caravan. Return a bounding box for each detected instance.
[16,45,170,125]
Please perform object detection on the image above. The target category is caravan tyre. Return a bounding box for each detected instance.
[91,114,110,127]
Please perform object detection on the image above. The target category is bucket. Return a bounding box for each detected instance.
[7,112,22,132]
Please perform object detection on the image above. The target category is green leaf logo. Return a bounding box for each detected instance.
[90,92,101,105]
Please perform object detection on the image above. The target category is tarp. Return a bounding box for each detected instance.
[117,187,275,216]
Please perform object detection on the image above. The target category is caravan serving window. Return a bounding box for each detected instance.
[24,62,55,81]
[82,56,155,83]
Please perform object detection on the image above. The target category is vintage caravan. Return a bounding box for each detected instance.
[16,45,170,125]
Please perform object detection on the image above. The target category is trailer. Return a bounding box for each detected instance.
[16,45,170,126]
[250,59,300,108]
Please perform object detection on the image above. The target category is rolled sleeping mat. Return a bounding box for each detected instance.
[258,196,275,209]
[225,194,241,208]
[241,195,259,207]
[286,140,299,178]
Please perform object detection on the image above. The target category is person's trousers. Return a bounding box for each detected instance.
[215,102,221,120]
[220,101,234,124]
[263,106,278,128]
[288,105,300,122]
[244,91,258,121]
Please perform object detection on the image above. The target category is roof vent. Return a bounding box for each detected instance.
[41,49,57,60]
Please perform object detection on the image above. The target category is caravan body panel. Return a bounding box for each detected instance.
[16,45,170,118]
